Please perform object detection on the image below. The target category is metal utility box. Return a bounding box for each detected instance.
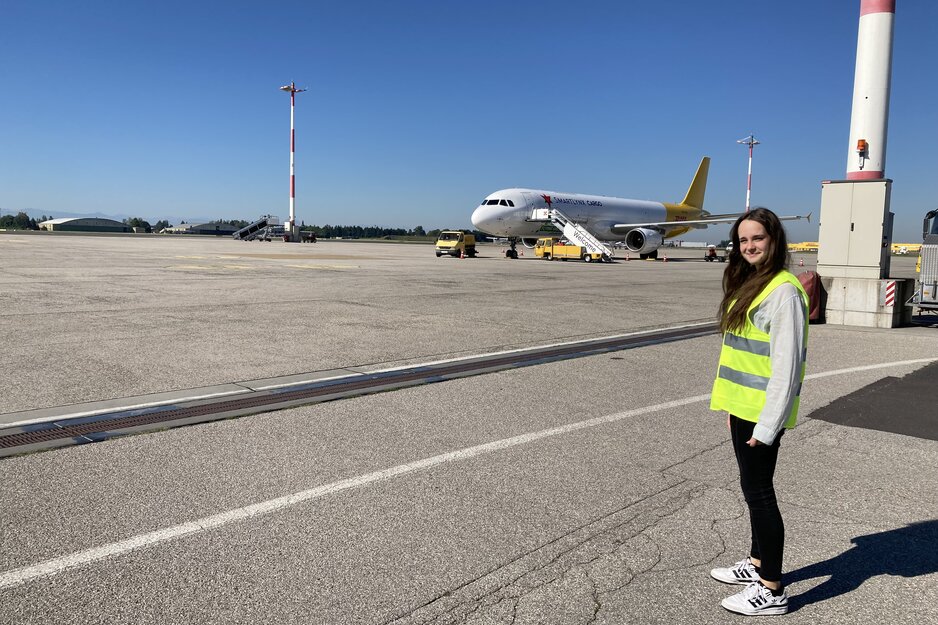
[817,180,892,279]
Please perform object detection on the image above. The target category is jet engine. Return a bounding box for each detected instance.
[521,237,539,248]
[624,228,663,254]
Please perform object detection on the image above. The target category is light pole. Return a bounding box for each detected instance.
[280,81,307,239]
[736,134,760,212]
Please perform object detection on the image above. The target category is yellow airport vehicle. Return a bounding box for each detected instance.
[534,237,605,262]
[891,243,922,255]
[435,230,476,257]
[788,241,819,252]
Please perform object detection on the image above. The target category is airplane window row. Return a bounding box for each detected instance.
[482,199,515,207]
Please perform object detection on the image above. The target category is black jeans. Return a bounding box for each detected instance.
[730,415,785,583]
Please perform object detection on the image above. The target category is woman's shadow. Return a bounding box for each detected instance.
[785,519,938,611]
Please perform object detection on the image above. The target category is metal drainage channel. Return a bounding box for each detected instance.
[0,323,717,457]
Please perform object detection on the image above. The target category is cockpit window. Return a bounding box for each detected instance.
[499,199,508,206]
[486,199,499,205]
[507,200,514,207]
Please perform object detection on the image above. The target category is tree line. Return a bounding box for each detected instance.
[1,213,486,240]
[296,224,489,240]
[0,212,42,230]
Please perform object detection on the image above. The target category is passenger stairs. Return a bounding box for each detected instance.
[232,216,270,241]
[547,209,614,259]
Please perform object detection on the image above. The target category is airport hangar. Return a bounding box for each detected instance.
[37,218,239,236]
[38,217,132,233]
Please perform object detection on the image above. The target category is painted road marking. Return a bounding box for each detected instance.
[0,357,935,590]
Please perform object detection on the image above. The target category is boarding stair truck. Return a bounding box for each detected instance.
[233,215,281,241]
[910,209,938,311]
[533,208,613,262]
[534,237,605,262]
[435,230,476,257]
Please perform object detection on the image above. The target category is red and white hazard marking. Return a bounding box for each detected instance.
[884,280,896,306]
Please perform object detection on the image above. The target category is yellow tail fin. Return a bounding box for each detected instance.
[679,157,710,210]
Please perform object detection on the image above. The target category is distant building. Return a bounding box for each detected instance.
[160,222,239,236]
[38,217,131,233]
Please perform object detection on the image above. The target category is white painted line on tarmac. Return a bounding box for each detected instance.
[1,356,935,590]
[805,358,938,379]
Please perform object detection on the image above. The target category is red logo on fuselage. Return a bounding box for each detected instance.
[541,194,552,206]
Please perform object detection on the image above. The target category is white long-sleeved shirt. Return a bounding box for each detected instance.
[748,282,808,445]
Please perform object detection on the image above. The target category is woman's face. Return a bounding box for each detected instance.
[737,219,771,266]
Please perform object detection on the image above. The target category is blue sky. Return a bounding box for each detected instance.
[2,1,935,241]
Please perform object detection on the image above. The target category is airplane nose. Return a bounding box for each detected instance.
[471,204,493,231]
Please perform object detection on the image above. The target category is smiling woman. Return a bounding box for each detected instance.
[709,207,809,615]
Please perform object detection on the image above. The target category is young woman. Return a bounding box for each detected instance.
[708,208,809,616]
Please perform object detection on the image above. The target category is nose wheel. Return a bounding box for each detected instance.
[505,237,519,259]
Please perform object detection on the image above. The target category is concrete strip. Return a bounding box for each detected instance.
[0,323,716,433]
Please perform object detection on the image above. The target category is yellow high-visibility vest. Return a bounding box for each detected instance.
[710,270,809,426]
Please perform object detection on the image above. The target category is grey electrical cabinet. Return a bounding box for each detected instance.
[816,179,892,279]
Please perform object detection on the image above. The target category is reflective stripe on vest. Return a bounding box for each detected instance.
[710,270,808,426]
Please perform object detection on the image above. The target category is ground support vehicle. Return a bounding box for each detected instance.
[910,209,938,311]
[704,245,726,262]
[435,231,476,257]
[534,237,606,263]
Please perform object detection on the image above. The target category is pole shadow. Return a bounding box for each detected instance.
[785,520,938,611]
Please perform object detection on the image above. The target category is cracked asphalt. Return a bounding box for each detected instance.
[1,235,936,624]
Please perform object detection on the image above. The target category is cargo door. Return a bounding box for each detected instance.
[521,191,546,221]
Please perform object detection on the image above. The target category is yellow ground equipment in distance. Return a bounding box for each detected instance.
[534,237,605,263]
[435,231,476,257]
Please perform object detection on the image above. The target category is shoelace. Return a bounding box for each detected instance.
[732,559,753,576]
[743,582,767,600]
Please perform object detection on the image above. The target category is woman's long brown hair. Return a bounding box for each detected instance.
[718,208,790,333]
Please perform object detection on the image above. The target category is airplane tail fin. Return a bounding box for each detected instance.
[679,157,710,210]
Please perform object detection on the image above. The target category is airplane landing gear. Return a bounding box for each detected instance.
[505,237,519,259]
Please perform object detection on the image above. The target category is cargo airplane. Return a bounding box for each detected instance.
[470,157,806,259]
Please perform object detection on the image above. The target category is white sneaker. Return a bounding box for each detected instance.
[710,557,759,585]
[721,581,789,616]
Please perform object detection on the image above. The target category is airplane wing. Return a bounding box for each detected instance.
[610,213,811,235]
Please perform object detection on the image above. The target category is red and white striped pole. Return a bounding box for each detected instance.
[280,82,307,236]
[737,134,760,212]
[846,0,895,179]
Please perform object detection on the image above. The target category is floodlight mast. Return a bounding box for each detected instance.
[280,82,307,236]
[736,134,760,213]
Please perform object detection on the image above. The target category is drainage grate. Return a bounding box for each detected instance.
[0,323,717,456]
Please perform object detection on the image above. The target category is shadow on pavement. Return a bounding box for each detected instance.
[809,360,938,441]
[786,520,938,611]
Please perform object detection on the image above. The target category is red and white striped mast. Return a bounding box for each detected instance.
[736,134,760,212]
[280,81,307,238]
[846,0,895,179]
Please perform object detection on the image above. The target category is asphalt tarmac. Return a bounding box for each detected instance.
[1,233,936,624]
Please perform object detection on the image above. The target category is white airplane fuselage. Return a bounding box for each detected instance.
[470,189,681,241]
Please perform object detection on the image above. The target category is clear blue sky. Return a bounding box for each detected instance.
[2,0,935,241]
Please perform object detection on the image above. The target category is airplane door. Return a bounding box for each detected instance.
[520,191,545,220]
